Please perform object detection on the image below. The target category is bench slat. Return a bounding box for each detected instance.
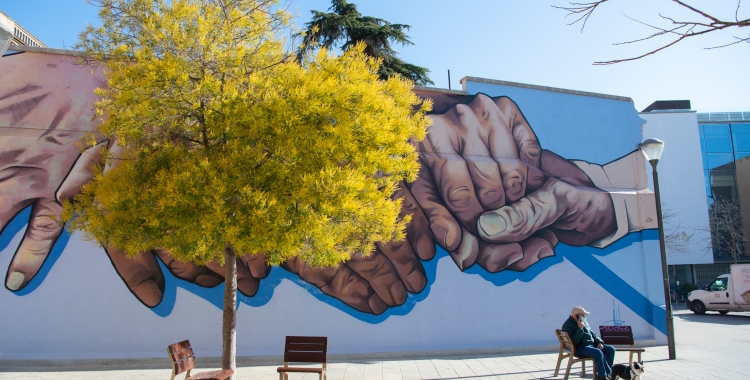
[277,367,325,373]
[187,369,234,380]
[615,348,645,352]
[174,356,196,375]
[286,336,327,344]
[286,342,328,352]
[284,351,326,363]
[599,326,635,346]
[171,347,195,362]
[168,340,192,353]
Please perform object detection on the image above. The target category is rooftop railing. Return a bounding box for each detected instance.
[697,112,750,123]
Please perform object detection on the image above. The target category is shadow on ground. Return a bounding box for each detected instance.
[674,312,750,326]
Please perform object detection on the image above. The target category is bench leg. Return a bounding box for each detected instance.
[279,373,283,380]
[581,360,586,377]
[564,358,574,380]
[554,350,564,377]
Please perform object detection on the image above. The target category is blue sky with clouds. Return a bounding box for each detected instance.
[3,0,749,112]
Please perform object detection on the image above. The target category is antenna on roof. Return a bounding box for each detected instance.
[448,70,451,90]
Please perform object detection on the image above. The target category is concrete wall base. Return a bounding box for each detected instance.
[0,340,657,372]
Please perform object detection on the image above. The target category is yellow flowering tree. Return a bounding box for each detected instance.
[69,0,430,373]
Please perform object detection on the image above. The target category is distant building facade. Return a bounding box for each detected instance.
[640,102,750,294]
[0,10,46,48]
[697,111,750,271]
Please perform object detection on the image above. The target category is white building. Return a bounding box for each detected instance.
[641,101,750,294]
[0,10,46,48]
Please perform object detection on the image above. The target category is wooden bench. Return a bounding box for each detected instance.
[167,340,234,380]
[554,329,597,380]
[598,325,646,363]
[277,336,327,380]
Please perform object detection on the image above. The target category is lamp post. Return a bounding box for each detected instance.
[639,138,676,360]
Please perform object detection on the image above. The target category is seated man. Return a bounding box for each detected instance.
[562,306,615,380]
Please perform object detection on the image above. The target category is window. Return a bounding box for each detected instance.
[705,153,734,170]
[709,278,727,291]
[732,124,750,151]
[708,170,737,201]
[703,124,733,153]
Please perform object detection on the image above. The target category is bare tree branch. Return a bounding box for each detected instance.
[696,196,748,264]
[554,0,750,64]
[662,204,694,255]
[552,0,609,31]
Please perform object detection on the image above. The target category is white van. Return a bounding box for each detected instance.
[687,263,750,315]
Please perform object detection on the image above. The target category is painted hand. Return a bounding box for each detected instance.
[409,93,616,272]
[282,181,434,315]
[0,53,103,292]
[103,246,271,307]
[0,53,272,307]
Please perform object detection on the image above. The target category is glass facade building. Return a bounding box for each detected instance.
[698,112,750,264]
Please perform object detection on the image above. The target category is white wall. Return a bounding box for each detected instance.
[640,111,713,265]
[0,230,662,360]
[0,53,667,360]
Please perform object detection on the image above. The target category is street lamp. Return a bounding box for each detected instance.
[639,137,676,360]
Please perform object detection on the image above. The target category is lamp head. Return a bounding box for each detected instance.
[639,138,664,163]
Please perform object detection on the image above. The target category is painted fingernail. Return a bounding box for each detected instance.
[449,232,479,271]
[134,280,164,307]
[389,282,407,305]
[415,234,436,260]
[431,223,448,245]
[406,269,427,293]
[369,293,387,315]
[479,213,507,236]
[6,272,25,291]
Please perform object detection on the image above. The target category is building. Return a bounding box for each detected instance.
[1,46,667,361]
[696,111,750,279]
[0,10,46,48]
[639,102,713,295]
[640,101,750,295]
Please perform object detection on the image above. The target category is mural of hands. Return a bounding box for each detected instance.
[407,93,617,273]
[0,52,432,315]
[0,52,629,317]
[0,53,103,292]
[0,53,272,308]
[282,181,434,315]
[300,93,623,315]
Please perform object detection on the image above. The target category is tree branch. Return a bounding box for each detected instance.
[554,0,750,64]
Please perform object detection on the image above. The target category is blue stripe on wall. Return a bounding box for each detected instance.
[560,230,667,334]
[1,208,664,333]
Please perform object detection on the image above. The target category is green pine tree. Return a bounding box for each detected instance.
[298,0,433,86]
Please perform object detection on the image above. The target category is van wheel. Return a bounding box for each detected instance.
[692,301,706,315]
[719,311,729,315]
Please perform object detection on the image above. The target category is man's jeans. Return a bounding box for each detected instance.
[577,344,615,378]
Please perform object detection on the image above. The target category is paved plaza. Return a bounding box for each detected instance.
[2,307,749,379]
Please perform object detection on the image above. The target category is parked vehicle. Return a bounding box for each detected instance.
[687,264,750,315]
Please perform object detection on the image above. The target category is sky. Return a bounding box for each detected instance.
[2,0,749,112]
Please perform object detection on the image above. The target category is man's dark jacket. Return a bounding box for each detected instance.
[562,315,604,349]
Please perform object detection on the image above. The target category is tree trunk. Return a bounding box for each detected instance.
[222,244,237,379]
